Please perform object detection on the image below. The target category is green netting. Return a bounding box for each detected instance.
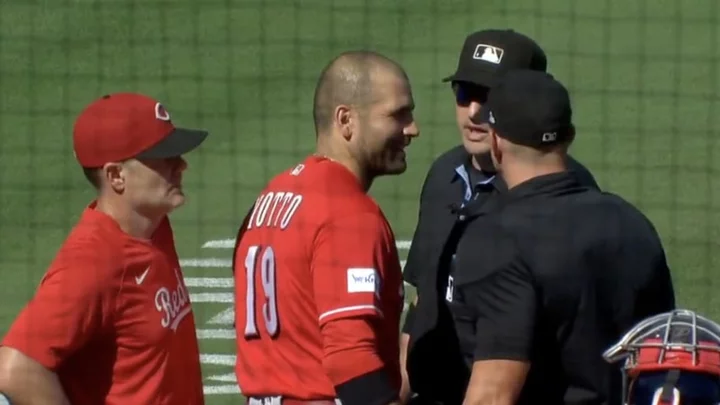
[0,0,718,401]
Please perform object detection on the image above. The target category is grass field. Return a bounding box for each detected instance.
[1,0,720,403]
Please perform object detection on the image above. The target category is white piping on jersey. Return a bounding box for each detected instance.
[318,305,383,321]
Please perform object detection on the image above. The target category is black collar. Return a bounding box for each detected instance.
[450,153,501,190]
[447,148,495,181]
[503,171,584,202]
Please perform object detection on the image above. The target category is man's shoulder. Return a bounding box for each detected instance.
[249,178,383,236]
[263,160,311,188]
[428,145,468,174]
[590,191,658,230]
[323,207,391,238]
[566,155,600,189]
[490,186,607,245]
[534,190,663,251]
[416,144,468,201]
[519,187,638,225]
[566,154,587,169]
[64,216,125,259]
[266,157,366,195]
[563,188,646,218]
[42,225,125,287]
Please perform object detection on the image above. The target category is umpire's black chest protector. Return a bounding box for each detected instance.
[407,195,499,405]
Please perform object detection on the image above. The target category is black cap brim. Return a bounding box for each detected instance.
[441,68,497,88]
[136,128,209,159]
[441,73,456,83]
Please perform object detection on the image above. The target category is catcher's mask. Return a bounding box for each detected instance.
[603,309,720,405]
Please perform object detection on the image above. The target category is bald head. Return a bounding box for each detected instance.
[312,50,408,134]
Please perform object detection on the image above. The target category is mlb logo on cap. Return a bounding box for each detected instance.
[473,44,504,64]
[442,29,547,87]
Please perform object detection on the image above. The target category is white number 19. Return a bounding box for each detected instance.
[243,245,279,338]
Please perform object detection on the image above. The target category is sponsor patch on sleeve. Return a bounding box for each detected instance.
[347,268,380,294]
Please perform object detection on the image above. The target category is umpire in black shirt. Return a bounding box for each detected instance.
[413,70,676,405]
[399,28,598,402]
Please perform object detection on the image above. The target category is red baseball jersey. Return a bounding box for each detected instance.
[2,202,204,405]
[233,155,405,399]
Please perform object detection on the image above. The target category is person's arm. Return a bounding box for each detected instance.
[0,347,70,405]
[628,219,676,317]
[312,212,402,405]
[0,250,115,404]
[231,202,256,276]
[401,165,432,290]
[399,167,434,404]
[321,319,401,405]
[399,295,417,404]
[461,260,536,405]
[398,224,422,404]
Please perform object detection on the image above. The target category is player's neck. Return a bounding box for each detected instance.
[343,159,373,192]
[500,156,567,189]
[314,145,372,192]
[95,194,164,240]
[470,153,496,174]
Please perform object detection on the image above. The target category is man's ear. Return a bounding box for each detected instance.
[334,105,353,141]
[101,161,126,192]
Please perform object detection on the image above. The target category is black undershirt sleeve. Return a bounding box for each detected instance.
[334,367,398,405]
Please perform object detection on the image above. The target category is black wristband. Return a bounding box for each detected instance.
[402,303,416,334]
[335,368,397,405]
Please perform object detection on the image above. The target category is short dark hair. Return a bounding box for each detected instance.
[82,167,101,189]
[312,50,406,134]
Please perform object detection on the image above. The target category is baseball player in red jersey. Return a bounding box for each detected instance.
[233,51,419,405]
[0,93,208,405]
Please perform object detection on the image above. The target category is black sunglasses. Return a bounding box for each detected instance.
[452,82,489,106]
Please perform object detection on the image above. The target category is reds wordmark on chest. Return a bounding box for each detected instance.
[154,267,193,331]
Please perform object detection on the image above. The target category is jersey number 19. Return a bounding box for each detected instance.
[243,245,279,339]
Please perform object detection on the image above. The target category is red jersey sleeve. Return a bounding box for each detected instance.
[2,248,118,370]
[312,212,394,325]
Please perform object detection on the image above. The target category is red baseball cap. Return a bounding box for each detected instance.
[73,92,209,168]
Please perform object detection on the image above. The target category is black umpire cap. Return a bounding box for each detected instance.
[443,29,548,87]
[479,70,575,148]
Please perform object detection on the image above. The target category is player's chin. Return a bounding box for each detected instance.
[166,190,186,209]
[462,137,491,156]
[383,158,408,175]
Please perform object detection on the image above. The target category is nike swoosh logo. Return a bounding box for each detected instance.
[136,267,150,284]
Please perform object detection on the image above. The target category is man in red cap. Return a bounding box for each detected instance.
[0,93,208,405]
